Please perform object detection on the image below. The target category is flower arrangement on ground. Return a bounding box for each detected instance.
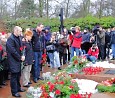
[97,78,115,93]
[27,72,79,98]
[40,71,79,98]
[67,56,88,74]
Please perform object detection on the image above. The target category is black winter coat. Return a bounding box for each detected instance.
[23,41,34,65]
[6,34,21,73]
[32,29,46,52]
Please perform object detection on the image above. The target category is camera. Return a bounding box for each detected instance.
[68,27,76,34]
[93,26,100,35]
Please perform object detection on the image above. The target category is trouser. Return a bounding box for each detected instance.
[48,51,61,68]
[111,44,115,58]
[98,44,105,60]
[70,47,81,61]
[10,72,21,95]
[59,52,67,65]
[0,70,4,85]
[22,65,32,86]
[33,52,42,80]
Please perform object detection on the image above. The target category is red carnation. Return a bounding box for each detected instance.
[70,94,76,98]
[49,84,55,92]
[59,81,64,85]
[42,53,47,58]
[55,90,61,95]
[69,85,74,89]
[0,45,3,51]
[74,60,78,64]
[20,46,24,51]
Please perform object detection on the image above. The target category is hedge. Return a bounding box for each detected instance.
[5,15,115,33]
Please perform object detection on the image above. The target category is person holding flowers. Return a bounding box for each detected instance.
[21,29,34,88]
[6,26,25,97]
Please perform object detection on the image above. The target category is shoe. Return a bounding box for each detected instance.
[23,84,30,88]
[38,77,44,80]
[12,93,21,97]
[28,82,32,84]
[111,58,115,60]
[33,79,38,83]
[58,67,61,70]
[18,88,26,92]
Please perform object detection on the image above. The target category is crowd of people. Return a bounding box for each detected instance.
[0,23,115,97]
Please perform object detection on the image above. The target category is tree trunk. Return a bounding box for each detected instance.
[46,0,49,18]
[39,0,43,17]
[65,0,70,18]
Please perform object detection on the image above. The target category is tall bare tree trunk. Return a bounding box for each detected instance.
[39,0,43,17]
[65,0,70,18]
[99,0,103,19]
[46,0,49,18]
[14,0,17,20]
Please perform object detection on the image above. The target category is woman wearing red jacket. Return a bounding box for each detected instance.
[87,44,99,64]
[70,26,82,61]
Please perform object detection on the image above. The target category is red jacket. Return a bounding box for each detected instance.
[88,47,99,58]
[71,32,82,48]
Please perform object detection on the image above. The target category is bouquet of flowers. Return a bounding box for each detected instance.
[41,53,47,66]
[70,56,88,70]
[20,45,26,70]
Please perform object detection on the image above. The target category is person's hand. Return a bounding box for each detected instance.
[21,56,25,61]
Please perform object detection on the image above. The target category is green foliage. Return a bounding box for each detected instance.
[5,15,115,32]
[97,85,115,93]
[71,56,87,70]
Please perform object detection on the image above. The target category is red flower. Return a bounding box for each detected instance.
[59,81,64,85]
[55,90,61,95]
[70,94,77,98]
[0,45,3,51]
[49,84,55,92]
[47,82,51,85]
[19,46,26,51]
[74,60,78,64]
[20,46,24,51]
[69,85,74,89]
[42,53,47,58]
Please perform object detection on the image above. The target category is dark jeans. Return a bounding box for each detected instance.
[33,52,42,80]
[98,44,105,60]
[10,72,21,95]
[59,52,67,65]
[0,70,4,85]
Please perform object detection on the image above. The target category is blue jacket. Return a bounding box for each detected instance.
[6,34,22,73]
[32,29,46,52]
[110,31,115,44]
[44,32,51,42]
[82,32,91,43]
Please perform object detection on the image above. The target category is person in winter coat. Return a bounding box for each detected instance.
[46,34,61,70]
[110,27,115,60]
[87,44,99,64]
[6,26,25,97]
[22,29,34,88]
[31,23,46,83]
[70,26,82,61]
